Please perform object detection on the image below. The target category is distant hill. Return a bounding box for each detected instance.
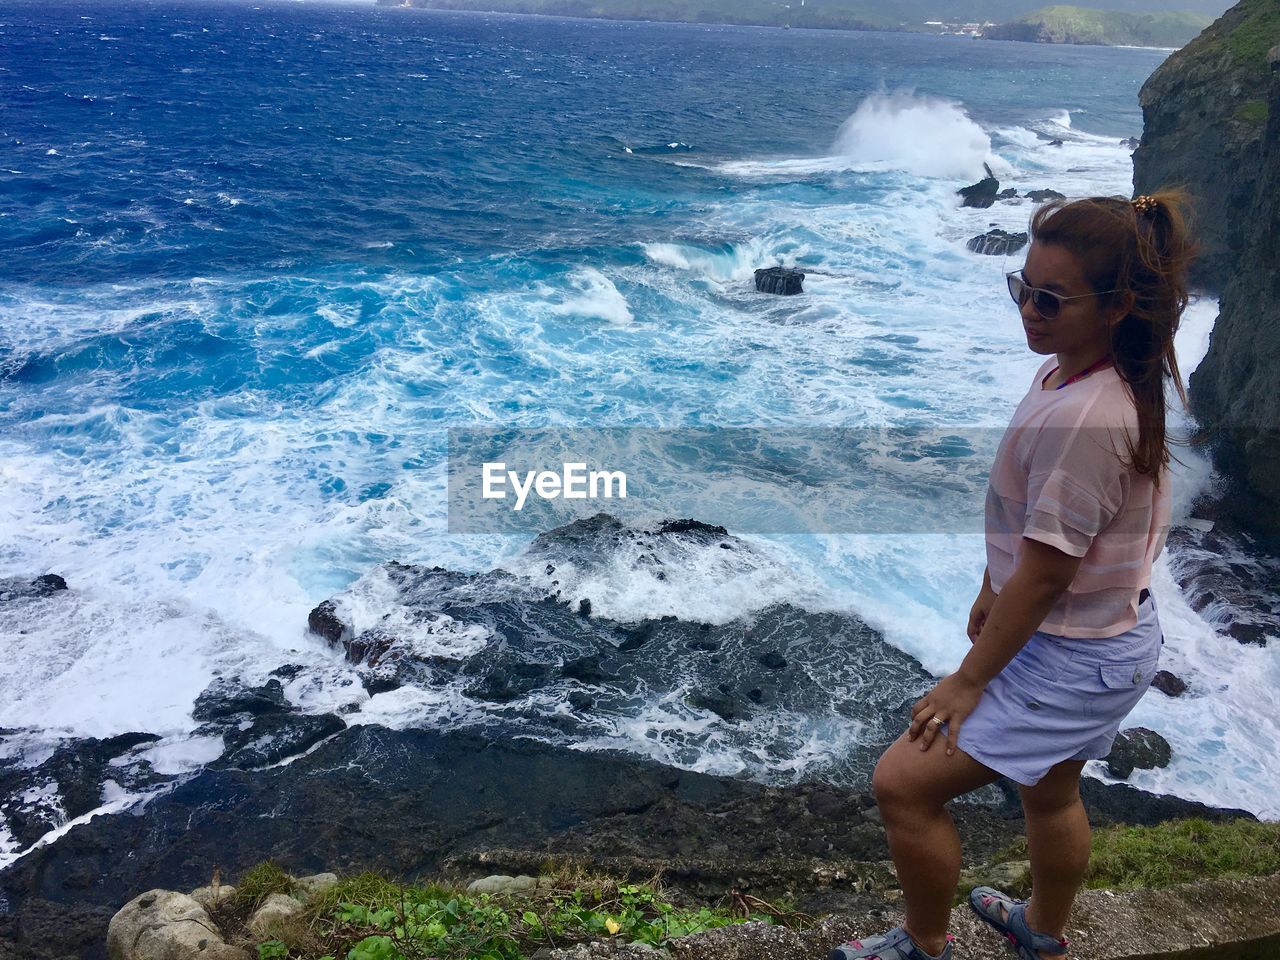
[373,0,1234,34]
[983,4,1213,45]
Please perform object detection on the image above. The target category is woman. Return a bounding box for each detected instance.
[831,191,1197,960]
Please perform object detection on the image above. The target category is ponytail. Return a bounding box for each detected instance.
[1029,190,1200,485]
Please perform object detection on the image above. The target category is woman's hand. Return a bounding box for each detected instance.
[908,672,985,756]
[967,580,997,645]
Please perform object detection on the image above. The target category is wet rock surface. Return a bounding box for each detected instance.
[0,732,165,851]
[1104,727,1173,780]
[1164,508,1280,647]
[753,266,805,295]
[957,175,1000,208]
[0,574,68,604]
[966,228,1028,256]
[0,517,1266,959]
[303,515,937,782]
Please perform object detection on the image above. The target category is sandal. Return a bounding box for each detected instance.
[828,925,955,960]
[967,886,1069,958]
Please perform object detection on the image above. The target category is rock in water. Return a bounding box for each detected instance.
[1026,188,1066,203]
[957,176,1000,208]
[754,266,805,295]
[967,229,1029,256]
[1152,669,1188,697]
[1105,727,1173,779]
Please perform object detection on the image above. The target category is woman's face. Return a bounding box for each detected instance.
[1017,241,1114,358]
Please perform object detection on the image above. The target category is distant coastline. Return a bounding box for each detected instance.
[372,0,1209,48]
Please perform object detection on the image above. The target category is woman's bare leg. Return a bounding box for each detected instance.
[871,733,1001,955]
[1019,759,1089,949]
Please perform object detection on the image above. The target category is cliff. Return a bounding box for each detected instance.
[1186,43,1280,524]
[1133,0,1280,525]
[982,6,1211,47]
[1132,0,1276,290]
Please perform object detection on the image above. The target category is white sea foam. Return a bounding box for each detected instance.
[831,90,994,180]
[544,267,635,325]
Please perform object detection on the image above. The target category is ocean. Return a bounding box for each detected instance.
[1,0,1274,868]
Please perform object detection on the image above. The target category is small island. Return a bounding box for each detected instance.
[982,4,1213,46]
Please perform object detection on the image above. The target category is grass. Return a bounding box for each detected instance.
[235,860,300,910]
[236,818,1280,958]
[1086,818,1280,890]
[237,858,808,960]
[985,817,1280,893]
[1227,0,1280,70]
[1235,100,1270,124]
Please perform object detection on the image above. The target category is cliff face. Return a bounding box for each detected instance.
[1184,43,1280,524]
[1132,0,1274,291]
[1134,0,1280,526]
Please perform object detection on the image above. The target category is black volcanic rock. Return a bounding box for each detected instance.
[191,676,291,721]
[1104,727,1174,780]
[1152,669,1188,697]
[967,228,1029,256]
[307,599,353,646]
[754,266,805,295]
[0,574,69,604]
[212,713,346,770]
[958,175,1000,208]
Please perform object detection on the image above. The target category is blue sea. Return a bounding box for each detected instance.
[2,0,1274,862]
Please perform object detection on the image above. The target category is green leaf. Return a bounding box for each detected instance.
[347,936,399,960]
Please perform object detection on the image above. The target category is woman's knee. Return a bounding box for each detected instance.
[872,743,932,814]
[1020,760,1087,817]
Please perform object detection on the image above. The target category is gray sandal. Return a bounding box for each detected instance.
[968,886,1069,958]
[828,925,955,960]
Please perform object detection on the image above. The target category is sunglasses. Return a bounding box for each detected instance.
[1006,270,1122,320]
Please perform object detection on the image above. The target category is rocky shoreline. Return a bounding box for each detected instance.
[0,511,1262,960]
[0,720,1253,960]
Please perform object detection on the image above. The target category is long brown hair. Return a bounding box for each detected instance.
[1028,190,1199,484]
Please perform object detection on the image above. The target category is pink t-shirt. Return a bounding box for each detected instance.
[984,357,1172,638]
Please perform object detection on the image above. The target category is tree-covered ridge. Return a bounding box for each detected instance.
[983,4,1213,45]
[373,0,899,30]
[374,0,1233,36]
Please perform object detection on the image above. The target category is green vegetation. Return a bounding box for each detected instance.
[238,818,1280,958]
[1235,99,1270,123]
[236,861,300,910]
[989,817,1280,892]
[1226,0,1280,68]
[984,4,1212,46]
[1086,818,1280,889]
[378,0,900,31]
[241,862,805,960]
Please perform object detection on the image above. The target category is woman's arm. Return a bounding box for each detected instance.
[909,538,1083,754]
[957,538,1082,687]
[966,566,996,644]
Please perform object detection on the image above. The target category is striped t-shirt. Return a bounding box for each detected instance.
[984,357,1172,638]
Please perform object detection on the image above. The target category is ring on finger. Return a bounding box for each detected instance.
[927,716,945,727]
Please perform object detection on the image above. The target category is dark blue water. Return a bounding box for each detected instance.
[2,0,1162,284]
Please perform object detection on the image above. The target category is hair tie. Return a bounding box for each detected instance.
[1132,195,1158,215]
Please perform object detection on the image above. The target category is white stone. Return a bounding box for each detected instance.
[189,884,236,912]
[248,891,305,940]
[107,889,247,960]
[294,872,339,898]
